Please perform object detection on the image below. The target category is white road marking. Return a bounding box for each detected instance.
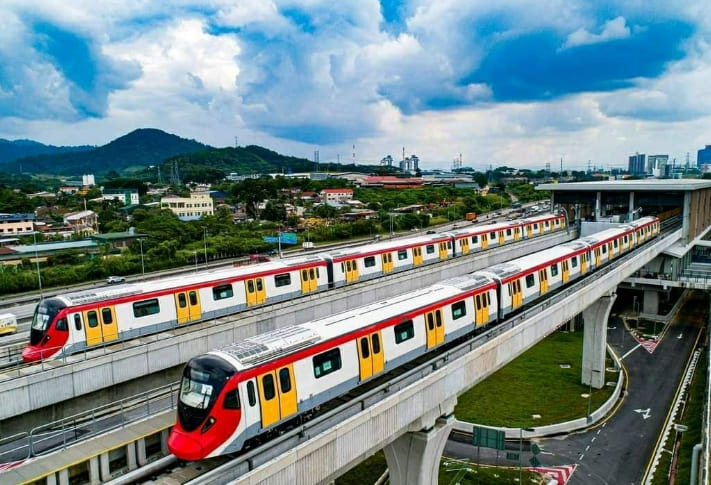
[621,343,642,360]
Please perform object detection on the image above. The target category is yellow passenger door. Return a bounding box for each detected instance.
[413,247,423,266]
[460,238,470,255]
[245,277,266,306]
[175,290,202,324]
[258,371,280,428]
[276,365,298,419]
[382,253,394,273]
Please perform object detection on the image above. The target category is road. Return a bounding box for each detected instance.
[444,304,702,484]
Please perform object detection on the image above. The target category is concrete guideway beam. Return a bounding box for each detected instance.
[582,291,616,389]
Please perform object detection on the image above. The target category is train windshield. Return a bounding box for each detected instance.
[177,355,235,432]
[180,369,216,409]
[29,299,65,345]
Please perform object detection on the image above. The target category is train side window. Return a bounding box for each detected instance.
[212,284,234,300]
[178,293,187,308]
[447,241,452,249]
[247,381,256,406]
[394,320,414,344]
[614,240,619,248]
[87,311,99,328]
[101,308,113,324]
[189,291,198,305]
[398,250,408,260]
[133,299,160,318]
[624,235,628,243]
[426,245,435,254]
[74,314,82,331]
[601,245,607,254]
[571,257,578,267]
[278,368,292,393]
[364,256,376,267]
[525,274,535,288]
[313,348,342,378]
[223,388,241,409]
[274,273,291,287]
[452,300,466,319]
[372,333,381,354]
[545,221,550,227]
[341,262,345,272]
[550,264,558,276]
[472,235,478,243]
[56,318,68,331]
[262,374,275,400]
[506,229,512,236]
[489,232,496,240]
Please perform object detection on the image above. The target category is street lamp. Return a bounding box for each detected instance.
[203,227,208,268]
[194,250,198,273]
[138,238,145,277]
[519,427,536,483]
[33,229,43,297]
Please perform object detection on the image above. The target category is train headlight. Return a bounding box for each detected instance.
[201,416,217,434]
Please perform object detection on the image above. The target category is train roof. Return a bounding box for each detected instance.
[59,255,326,306]
[580,225,633,245]
[212,274,496,370]
[324,233,446,259]
[476,243,579,280]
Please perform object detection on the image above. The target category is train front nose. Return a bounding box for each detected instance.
[21,345,42,362]
[168,428,206,461]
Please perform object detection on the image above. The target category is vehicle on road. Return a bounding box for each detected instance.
[0,313,17,336]
[106,276,126,284]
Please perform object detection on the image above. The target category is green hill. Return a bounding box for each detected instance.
[2,128,210,176]
[0,139,93,164]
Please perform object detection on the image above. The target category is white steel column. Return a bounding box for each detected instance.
[582,291,616,389]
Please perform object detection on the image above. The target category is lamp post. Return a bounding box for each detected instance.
[519,427,536,483]
[33,229,43,297]
[138,238,145,277]
[203,227,208,268]
[194,250,198,273]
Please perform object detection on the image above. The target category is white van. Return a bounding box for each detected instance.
[0,313,17,336]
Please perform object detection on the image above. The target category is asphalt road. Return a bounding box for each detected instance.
[444,308,702,484]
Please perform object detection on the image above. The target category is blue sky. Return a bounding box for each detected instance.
[1,0,710,171]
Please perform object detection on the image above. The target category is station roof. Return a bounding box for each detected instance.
[536,179,711,192]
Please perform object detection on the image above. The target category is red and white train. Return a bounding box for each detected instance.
[167,217,659,460]
[22,214,566,362]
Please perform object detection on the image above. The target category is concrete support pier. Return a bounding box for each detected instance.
[643,289,659,314]
[384,415,455,485]
[582,290,617,389]
[384,397,456,485]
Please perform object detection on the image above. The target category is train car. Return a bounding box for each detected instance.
[22,256,329,362]
[323,233,452,287]
[167,217,659,460]
[21,212,570,363]
[167,275,498,460]
[627,216,660,245]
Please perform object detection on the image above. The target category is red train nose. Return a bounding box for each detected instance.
[21,346,42,363]
[168,429,206,461]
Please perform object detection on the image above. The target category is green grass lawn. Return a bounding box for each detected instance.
[455,330,616,428]
[335,451,543,484]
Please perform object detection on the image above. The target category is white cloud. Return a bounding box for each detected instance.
[563,16,631,49]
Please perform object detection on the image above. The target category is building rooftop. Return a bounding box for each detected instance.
[537,179,711,192]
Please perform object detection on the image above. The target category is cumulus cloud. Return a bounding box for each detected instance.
[563,16,631,49]
[0,0,710,169]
